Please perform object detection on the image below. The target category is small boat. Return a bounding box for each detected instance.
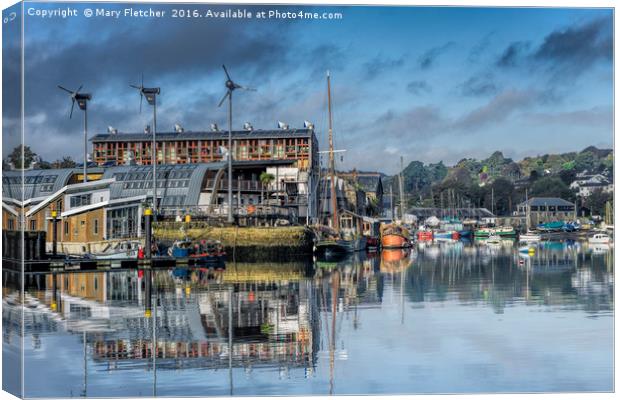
[168,239,194,257]
[475,226,516,237]
[189,239,226,264]
[433,230,459,241]
[417,230,433,241]
[519,245,536,253]
[519,231,541,242]
[537,221,565,232]
[588,233,611,244]
[314,226,365,256]
[486,235,501,244]
[381,224,411,249]
[458,229,473,238]
[91,240,141,259]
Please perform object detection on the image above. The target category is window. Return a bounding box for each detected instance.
[64,221,69,235]
[94,219,99,235]
[70,194,92,208]
[29,220,37,231]
[8,219,14,230]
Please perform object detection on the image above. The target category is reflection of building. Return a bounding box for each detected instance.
[36,267,319,371]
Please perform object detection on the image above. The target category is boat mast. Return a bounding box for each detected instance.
[327,71,339,231]
[399,156,406,222]
[525,188,529,232]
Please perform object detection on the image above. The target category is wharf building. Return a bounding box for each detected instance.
[2,125,321,252]
[516,197,577,226]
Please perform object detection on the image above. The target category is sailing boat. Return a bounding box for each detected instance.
[381,158,412,249]
[520,190,541,242]
[314,71,366,257]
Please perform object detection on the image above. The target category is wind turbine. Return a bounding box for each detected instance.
[130,74,160,211]
[58,84,92,183]
[217,65,256,224]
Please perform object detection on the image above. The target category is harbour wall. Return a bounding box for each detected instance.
[153,223,315,261]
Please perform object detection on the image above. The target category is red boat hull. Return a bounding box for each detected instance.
[381,234,410,249]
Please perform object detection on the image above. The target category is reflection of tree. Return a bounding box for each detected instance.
[403,243,613,315]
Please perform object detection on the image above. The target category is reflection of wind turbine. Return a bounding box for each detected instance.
[217,65,256,224]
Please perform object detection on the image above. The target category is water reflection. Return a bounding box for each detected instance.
[3,241,613,396]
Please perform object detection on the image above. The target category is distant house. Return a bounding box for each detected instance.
[516,197,576,225]
[570,173,613,197]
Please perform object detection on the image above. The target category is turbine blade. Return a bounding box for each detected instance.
[77,84,83,93]
[222,65,232,81]
[139,93,143,113]
[130,84,141,89]
[218,91,230,108]
[70,99,75,119]
[239,85,257,92]
[57,85,73,94]
[141,72,144,87]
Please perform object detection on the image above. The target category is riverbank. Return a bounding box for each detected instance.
[153,224,315,261]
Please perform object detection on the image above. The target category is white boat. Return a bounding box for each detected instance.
[486,235,501,244]
[519,231,541,242]
[588,233,611,244]
[91,240,141,259]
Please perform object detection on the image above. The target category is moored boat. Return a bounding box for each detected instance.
[519,231,541,242]
[475,226,516,237]
[381,224,411,249]
[189,239,226,264]
[91,240,142,259]
[417,230,433,241]
[588,233,611,244]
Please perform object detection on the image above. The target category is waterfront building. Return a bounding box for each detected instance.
[339,170,384,216]
[2,161,317,252]
[516,197,576,225]
[91,127,318,169]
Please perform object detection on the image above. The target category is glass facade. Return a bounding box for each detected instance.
[106,206,139,239]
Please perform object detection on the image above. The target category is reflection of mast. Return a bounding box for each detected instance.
[229,286,234,396]
[329,270,340,395]
[82,331,87,397]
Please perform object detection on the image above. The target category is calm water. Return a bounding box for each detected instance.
[3,240,614,397]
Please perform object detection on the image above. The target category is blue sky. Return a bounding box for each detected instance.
[5,3,613,173]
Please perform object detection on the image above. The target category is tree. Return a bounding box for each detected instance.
[259,172,275,204]
[7,145,37,169]
[54,156,77,168]
[490,178,515,216]
[530,176,574,201]
[585,189,612,217]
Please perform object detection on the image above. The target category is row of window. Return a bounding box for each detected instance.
[122,180,189,190]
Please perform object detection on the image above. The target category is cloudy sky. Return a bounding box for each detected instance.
[3,4,613,173]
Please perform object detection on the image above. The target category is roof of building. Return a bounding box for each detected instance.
[91,128,315,142]
[519,197,575,207]
[101,162,226,207]
[2,168,76,203]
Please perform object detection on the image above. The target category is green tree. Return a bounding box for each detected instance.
[530,176,574,201]
[7,145,37,169]
[54,156,77,168]
[259,172,275,204]
[585,189,613,217]
[490,178,515,216]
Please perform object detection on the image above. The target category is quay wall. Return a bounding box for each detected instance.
[153,224,314,260]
